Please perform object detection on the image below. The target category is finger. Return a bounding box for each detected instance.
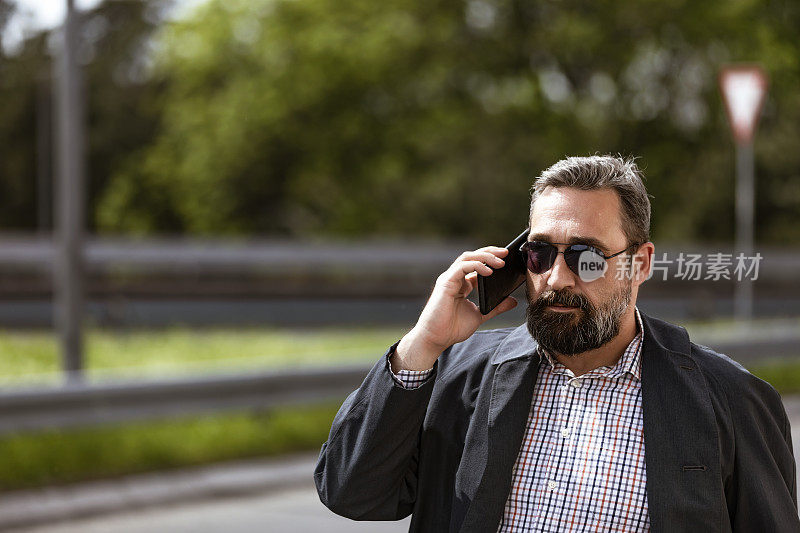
[456,260,494,277]
[464,246,509,258]
[455,272,478,298]
[482,296,518,322]
[437,260,492,291]
[474,246,510,256]
[458,275,473,297]
[456,251,506,268]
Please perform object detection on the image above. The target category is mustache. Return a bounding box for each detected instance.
[534,289,591,310]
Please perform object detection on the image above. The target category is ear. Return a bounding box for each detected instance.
[631,242,655,287]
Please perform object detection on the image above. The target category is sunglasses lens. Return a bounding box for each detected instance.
[565,246,607,282]
[523,242,556,274]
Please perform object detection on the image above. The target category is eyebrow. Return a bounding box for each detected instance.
[528,233,611,253]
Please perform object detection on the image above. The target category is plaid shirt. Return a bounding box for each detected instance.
[391,308,649,531]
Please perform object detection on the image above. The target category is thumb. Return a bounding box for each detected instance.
[482,296,518,322]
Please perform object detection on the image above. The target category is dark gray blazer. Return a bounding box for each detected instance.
[314,313,799,532]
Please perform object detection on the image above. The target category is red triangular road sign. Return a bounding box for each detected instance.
[719,65,769,145]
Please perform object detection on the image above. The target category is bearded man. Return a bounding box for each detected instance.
[314,155,798,532]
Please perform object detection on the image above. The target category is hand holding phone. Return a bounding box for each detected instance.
[392,242,521,371]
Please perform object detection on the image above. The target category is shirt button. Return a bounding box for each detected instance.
[561,427,570,438]
[570,380,582,388]
[547,480,557,490]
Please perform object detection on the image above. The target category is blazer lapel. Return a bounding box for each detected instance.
[459,325,539,532]
[639,313,725,532]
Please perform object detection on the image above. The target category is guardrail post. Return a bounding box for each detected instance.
[53,0,86,382]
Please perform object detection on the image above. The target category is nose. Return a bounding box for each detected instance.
[545,250,576,291]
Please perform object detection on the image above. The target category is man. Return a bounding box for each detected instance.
[314,155,798,532]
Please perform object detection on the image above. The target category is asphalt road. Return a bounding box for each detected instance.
[10,481,410,533]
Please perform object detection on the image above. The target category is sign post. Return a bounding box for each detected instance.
[719,65,768,321]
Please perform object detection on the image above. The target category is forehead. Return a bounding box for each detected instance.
[529,186,626,248]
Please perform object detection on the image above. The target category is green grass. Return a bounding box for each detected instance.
[0,403,339,492]
[0,326,408,385]
[749,361,800,395]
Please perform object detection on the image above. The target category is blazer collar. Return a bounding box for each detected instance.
[639,310,692,359]
[489,324,538,365]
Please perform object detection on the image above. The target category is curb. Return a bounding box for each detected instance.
[0,452,320,531]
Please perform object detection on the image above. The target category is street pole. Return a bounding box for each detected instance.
[54,0,85,383]
[734,142,754,321]
[719,64,767,323]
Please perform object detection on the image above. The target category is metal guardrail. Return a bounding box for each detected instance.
[0,364,371,435]
[1,235,800,327]
[1,236,799,287]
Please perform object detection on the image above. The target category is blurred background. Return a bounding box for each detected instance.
[0,0,799,530]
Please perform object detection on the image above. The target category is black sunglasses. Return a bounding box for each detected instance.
[519,240,639,282]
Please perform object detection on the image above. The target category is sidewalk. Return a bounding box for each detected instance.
[9,480,409,533]
[5,397,800,532]
[0,453,324,531]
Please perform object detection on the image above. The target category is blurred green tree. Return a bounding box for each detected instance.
[0,0,47,231]
[2,0,799,244]
[0,0,173,232]
[98,0,800,243]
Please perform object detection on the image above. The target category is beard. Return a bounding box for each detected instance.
[525,281,632,356]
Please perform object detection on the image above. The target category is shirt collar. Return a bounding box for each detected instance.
[538,306,644,381]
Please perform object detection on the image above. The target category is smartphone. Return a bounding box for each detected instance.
[477,228,530,315]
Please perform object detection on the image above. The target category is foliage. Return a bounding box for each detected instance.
[2,0,800,242]
[98,0,800,243]
[0,0,173,231]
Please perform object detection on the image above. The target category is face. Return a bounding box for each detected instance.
[524,186,645,356]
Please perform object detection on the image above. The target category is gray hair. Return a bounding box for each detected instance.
[529,155,651,246]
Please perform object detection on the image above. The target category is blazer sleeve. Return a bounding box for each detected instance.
[314,342,438,520]
[725,372,800,531]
